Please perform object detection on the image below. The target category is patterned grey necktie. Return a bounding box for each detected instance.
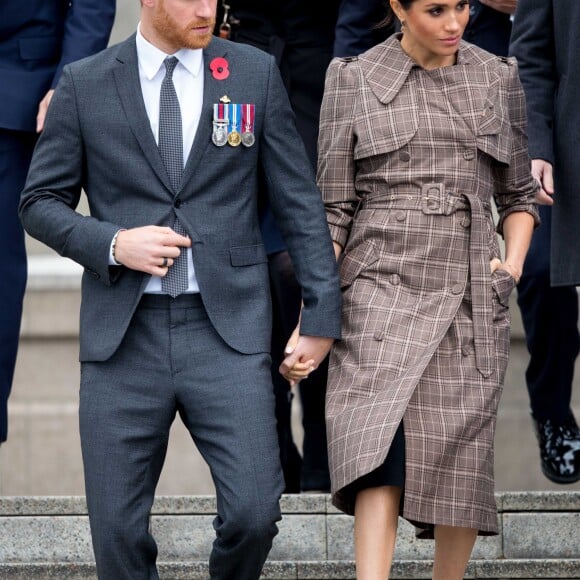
[159,56,189,297]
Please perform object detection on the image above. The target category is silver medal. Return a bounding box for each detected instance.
[241,131,255,147]
[212,123,228,147]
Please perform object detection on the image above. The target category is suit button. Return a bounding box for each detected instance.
[450,283,464,295]
[395,211,406,222]
[399,150,411,162]
[174,198,182,208]
[463,149,475,160]
[462,216,471,228]
[389,274,401,286]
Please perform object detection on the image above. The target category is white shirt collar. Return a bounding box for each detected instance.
[136,22,203,80]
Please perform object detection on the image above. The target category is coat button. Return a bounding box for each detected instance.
[399,150,411,162]
[461,342,474,356]
[390,274,401,286]
[174,198,182,208]
[450,283,464,295]
[463,149,475,160]
[462,216,471,228]
[395,211,406,222]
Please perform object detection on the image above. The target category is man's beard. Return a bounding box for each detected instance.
[153,3,215,50]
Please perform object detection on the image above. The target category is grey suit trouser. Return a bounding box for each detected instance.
[79,294,284,580]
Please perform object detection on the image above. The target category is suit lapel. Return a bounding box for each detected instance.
[180,38,231,191]
[113,35,174,196]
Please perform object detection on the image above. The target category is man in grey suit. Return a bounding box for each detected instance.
[19,0,341,578]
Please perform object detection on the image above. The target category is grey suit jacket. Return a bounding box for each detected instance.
[20,35,341,361]
[510,0,580,286]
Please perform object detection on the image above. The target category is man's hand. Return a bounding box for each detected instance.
[479,0,517,15]
[114,226,191,276]
[279,325,334,387]
[531,159,555,205]
[36,89,55,133]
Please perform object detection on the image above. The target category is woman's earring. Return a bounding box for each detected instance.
[400,20,406,33]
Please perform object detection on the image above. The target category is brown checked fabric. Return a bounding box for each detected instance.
[317,35,539,534]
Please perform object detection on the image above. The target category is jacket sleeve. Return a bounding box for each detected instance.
[334,0,392,57]
[493,58,540,235]
[509,0,555,164]
[317,58,358,249]
[259,56,342,339]
[51,0,116,88]
[20,66,121,286]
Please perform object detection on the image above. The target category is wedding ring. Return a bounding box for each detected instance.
[161,257,168,268]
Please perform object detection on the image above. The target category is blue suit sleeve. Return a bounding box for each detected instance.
[334,0,391,57]
[51,0,116,88]
[509,0,556,164]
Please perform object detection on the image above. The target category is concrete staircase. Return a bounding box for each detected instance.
[1,493,579,579]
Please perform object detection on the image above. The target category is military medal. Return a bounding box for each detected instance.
[227,103,242,147]
[212,103,229,147]
[241,103,256,147]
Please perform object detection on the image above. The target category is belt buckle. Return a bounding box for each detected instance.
[421,182,446,215]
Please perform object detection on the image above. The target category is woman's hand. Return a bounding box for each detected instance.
[490,257,521,283]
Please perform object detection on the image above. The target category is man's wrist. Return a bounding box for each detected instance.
[110,229,125,266]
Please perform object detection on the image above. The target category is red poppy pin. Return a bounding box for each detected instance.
[210,57,230,80]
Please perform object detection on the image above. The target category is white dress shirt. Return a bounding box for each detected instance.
[111,24,204,293]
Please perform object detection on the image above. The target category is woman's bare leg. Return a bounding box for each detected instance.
[432,524,478,580]
[354,485,402,580]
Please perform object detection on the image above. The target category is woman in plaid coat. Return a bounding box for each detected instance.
[315,0,539,577]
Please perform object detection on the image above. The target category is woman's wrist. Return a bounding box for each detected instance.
[501,262,522,283]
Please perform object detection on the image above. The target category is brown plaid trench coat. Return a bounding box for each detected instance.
[317,35,540,534]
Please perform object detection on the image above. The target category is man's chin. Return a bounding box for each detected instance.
[184,31,213,50]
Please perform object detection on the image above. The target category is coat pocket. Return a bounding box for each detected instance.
[491,268,516,307]
[230,243,268,266]
[19,36,60,62]
[339,240,378,289]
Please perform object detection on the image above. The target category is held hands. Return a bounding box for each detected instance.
[279,324,334,387]
[114,226,191,276]
[531,159,555,205]
[490,257,521,284]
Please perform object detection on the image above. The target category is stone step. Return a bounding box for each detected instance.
[0,494,579,579]
[1,559,579,579]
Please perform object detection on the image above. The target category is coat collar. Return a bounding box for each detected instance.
[358,33,484,105]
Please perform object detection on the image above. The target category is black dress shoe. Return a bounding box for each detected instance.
[533,413,580,484]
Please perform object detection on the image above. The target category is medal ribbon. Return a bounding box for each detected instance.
[242,104,255,135]
[228,103,241,134]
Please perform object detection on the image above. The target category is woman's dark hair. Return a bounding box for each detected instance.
[378,0,416,28]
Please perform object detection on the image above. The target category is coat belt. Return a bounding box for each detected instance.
[360,185,494,378]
